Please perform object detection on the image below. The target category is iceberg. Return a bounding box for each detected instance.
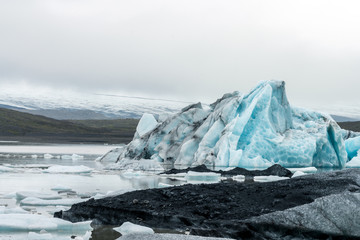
[111,81,347,169]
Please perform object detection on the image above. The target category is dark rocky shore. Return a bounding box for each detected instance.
[160,164,293,177]
[55,169,360,239]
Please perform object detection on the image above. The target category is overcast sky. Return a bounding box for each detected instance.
[0,0,359,108]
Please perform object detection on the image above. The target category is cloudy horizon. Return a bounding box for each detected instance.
[0,0,359,113]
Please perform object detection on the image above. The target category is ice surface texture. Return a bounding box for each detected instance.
[345,136,360,160]
[116,81,347,168]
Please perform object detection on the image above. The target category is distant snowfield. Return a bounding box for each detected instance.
[0,85,191,119]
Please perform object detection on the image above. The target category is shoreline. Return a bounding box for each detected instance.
[56,168,360,239]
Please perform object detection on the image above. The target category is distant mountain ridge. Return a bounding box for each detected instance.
[0,108,138,143]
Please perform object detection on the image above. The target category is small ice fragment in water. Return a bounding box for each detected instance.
[254,175,290,182]
[16,191,61,200]
[114,221,154,235]
[292,171,306,178]
[185,171,221,183]
[232,175,245,182]
[43,154,54,159]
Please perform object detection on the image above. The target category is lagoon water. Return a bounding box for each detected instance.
[0,143,178,240]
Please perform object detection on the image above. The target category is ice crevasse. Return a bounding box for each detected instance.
[114,80,348,169]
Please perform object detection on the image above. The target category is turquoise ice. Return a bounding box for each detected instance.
[116,81,348,168]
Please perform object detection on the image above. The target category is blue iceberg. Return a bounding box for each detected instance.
[116,81,348,169]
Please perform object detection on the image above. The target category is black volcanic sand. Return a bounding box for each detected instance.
[56,169,360,239]
[160,164,293,177]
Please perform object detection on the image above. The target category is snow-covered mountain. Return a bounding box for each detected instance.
[0,89,191,120]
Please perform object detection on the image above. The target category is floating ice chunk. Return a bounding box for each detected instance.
[185,171,221,183]
[3,192,17,199]
[0,214,92,232]
[99,147,124,162]
[43,165,93,174]
[44,154,54,159]
[71,154,84,160]
[28,232,52,240]
[51,185,72,191]
[114,221,154,236]
[0,165,17,172]
[345,136,360,159]
[158,182,174,188]
[232,175,245,182]
[106,159,164,171]
[254,175,290,182]
[20,197,88,206]
[292,171,306,178]
[16,191,62,200]
[136,113,158,137]
[0,206,28,214]
[287,167,317,173]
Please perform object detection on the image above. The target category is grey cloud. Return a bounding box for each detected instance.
[0,0,359,105]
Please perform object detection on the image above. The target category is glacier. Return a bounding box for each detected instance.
[113,81,348,169]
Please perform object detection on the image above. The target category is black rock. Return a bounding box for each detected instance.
[55,169,360,239]
[160,164,292,178]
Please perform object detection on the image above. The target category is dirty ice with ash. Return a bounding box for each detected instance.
[109,80,354,170]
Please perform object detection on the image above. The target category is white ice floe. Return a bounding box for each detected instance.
[0,206,28,214]
[158,182,175,188]
[287,167,317,173]
[114,221,154,236]
[0,214,92,233]
[185,171,221,183]
[44,153,54,159]
[51,185,72,192]
[0,165,17,172]
[16,191,62,201]
[232,175,245,182]
[20,197,88,206]
[31,155,38,159]
[254,175,290,182]
[292,171,306,178]
[43,165,93,174]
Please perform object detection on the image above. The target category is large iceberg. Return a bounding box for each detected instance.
[113,81,347,168]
